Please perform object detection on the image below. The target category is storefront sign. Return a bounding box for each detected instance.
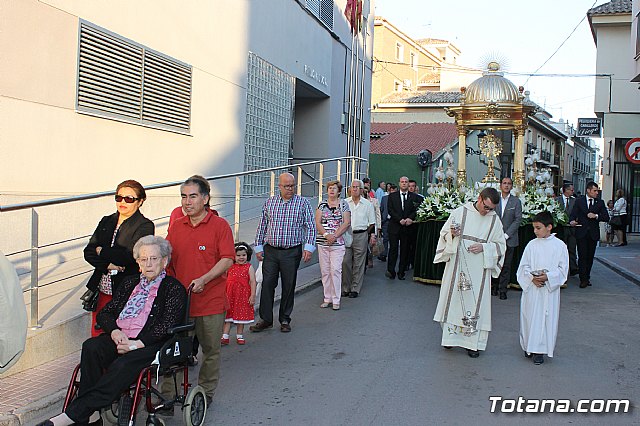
[577,118,602,137]
[624,138,640,164]
[304,65,327,87]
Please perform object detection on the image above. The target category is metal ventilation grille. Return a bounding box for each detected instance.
[77,21,192,133]
[305,0,320,16]
[143,51,192,131]
[319,0,334,29]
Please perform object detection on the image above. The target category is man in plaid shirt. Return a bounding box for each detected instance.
[251,173,316,333]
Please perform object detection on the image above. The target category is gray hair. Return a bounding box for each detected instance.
[351,179,363,188]
[133,235,172,262]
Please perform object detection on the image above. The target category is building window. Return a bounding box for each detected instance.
[243,52,295,196]
[410,52,417,69]
[76,21,192,133]
[395,42,404,61]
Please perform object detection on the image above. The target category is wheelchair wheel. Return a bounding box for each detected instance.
[117,394,134,426]
[183,385,207,426]
[102,400,119,425]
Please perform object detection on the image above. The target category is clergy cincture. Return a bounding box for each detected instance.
[452,219,480,336]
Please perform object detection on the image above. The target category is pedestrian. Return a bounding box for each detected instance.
[569,181,609,288]
[407,179,424,270]
[82,180,154,337]
[517,211,568,365]
[251,173,316,333]
[361,186,381,269]
[605,200,615,246]
[491,177,522,300]
[221,243,257,345]
[555,183,578,276]
[160,175,235,408]
[375,180,386,204]
[341,179,376,298]
[315,180,351,310]
[433,188,506,358]
[378,184,397,262]
[611,188,628,246]
[386,176,420,280]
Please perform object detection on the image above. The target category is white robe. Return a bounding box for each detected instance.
[433,203,506,350]
[516,234,568,357]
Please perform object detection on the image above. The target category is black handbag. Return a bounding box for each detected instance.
[610,216,623,227]
[80,289,99,312]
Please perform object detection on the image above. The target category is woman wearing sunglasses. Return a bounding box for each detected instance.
[82,180,154,336]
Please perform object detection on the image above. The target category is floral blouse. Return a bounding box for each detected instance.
[317,200,349,246]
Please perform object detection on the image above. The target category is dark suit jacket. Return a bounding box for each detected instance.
[569,196,609,241]
[497,194,522,247]
[555,195,575,217]
[387,191,420,232]
[84,210,155,292]
[380,194,390,225]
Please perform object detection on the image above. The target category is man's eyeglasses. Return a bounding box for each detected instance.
[115,195,140,203]
[481,198,495,211]
[138,256,161,264]
[280,184,295,190]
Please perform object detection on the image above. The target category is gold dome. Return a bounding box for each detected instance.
[464,62,521,104]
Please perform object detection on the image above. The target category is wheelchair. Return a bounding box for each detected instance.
[63,291,207,425]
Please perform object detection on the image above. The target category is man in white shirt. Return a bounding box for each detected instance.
[491,177,522,300]
[341,179,376,298]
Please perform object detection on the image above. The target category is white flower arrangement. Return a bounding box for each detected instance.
[417,183,569,226]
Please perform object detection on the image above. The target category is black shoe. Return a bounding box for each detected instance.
[467,349,480,358]
[443,346,453,350]
[378,255,387,262]
[385,271,395,279]
[491,288,498,296]
[280,322,291,333]
[397,273,406,280]
[533,354,544,365]
[524,351,533,358]
[249,321,273,332]
[35,421,54,426]
[342,291,350,297]
[348,291,358,298]
[587,281,592,286]
[499,292,507,300]
[579,281,588,288]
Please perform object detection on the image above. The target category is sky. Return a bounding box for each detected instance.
[374,0,606,127]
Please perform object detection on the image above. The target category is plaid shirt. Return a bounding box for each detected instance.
[254,194,317,253]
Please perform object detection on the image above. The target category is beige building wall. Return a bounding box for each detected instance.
[372,17,440,105]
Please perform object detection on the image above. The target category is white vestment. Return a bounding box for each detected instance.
[433,203,506,350]
[517,234,568,357]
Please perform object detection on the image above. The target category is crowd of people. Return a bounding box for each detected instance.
[37,174,629,425]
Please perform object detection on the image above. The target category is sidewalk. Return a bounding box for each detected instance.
[594,234,640,286]
[0,263,322,426]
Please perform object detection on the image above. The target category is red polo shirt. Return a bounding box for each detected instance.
[166,210,235,317]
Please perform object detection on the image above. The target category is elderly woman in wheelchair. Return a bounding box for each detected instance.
[38,235,188,426]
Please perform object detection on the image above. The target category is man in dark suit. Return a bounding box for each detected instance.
[378,184,397,262]
[555,183,579,276]
[386,176,420,280]
[491,177,522,300]
[569,181,609,288]
[407,180,424,270]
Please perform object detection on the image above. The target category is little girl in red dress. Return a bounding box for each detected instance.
[221,243,257,345]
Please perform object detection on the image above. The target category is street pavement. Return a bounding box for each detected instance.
[3,242,639,426]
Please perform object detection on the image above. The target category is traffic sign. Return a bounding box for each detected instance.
[624,138,640,164]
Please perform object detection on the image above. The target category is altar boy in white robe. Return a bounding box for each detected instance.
[433,188,506,358]
[517,211,568,366]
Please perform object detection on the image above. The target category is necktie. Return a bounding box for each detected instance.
[402,193,406,210]
[565,198,569,211]
[589,198,593,209]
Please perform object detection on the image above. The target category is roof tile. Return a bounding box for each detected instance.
[588,0,632,15]
[370,122,457,155]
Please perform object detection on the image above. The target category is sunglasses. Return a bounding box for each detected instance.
[115,195,140,203]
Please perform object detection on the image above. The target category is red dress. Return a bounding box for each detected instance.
[225,263,254,323]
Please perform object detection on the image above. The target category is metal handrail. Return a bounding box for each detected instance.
[0,156,366,212]
[2,156,367,328]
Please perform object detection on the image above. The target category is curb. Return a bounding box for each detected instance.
[1,274,322,426]
[594,256,640,287]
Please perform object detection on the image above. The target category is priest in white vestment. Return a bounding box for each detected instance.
[516,211,568,364]
[433,188,506,357]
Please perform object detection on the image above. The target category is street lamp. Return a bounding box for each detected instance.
[465,130,485,156]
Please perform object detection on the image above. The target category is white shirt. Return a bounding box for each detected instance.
[500,194,510,217]
[346,196,376,232]
[562,195,571,210]
[399,192,409,210]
